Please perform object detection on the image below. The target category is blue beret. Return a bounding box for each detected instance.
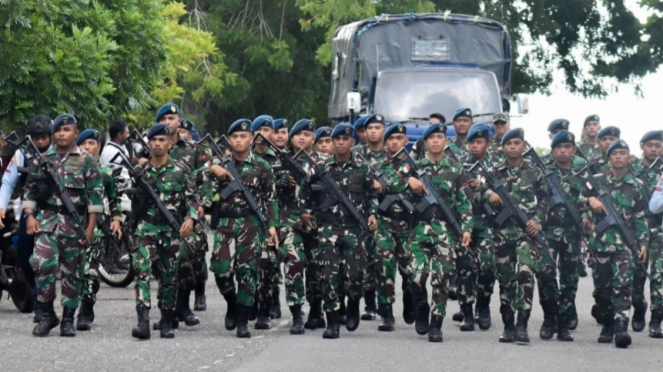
[501,128,524,146]
[353,116,369,131]
[467,124,493,142]
[366,114,386,126]
[453,108,472,121]
[290,119,316,137]
[315,127,333,142]
[383,123,407,141]
[179,118,194,132]
[155,103,180,122]
[76,129,101,146]
[597,126,620,139]
[191,128,200,141]
[584,114,600,127]
[52,114,77,134]
[331,124,355,139]
[547,119,570,133]
[228,119,252,135]
[146,123,171,140]
[273,118,288,131]
[640,130,663,144]
[422,123,447,140]
[550,130,576,148]
[607,139,629,158]
[251,115,274,132]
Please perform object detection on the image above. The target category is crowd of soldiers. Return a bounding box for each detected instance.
[5,103,663,350]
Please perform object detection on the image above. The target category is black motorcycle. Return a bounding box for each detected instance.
[0,212,35,313]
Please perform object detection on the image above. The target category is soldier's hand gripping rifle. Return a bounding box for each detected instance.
[253,133,308,184]
[397,148,463,237]
[355,152,414,215]
[300,151,370,232]
[128,129,151,159]
[7,132,92,245]
[110,151,196,254]
[199,134,268,228]
[575,147,601,175]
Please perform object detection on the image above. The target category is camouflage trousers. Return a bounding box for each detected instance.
[408,221,455,317]
[278,221,306,306]
[210,217,260,307]
[474,226,496,303]
[362,234,378,293]
[177,228,209,291]
[134,231,181,310]
[31,234,85,309]
[649,233,663,312]
[592,249,634,319]
[455,243,477,307]
[302,230,322,303]
[315,224,366,312]
[258,242,278,308]
[494,234,536,314]
[537,232,581,316]
[80,240,102,303]
[375,217,413,306]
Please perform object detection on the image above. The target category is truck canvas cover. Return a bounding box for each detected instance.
[329,13,511,119]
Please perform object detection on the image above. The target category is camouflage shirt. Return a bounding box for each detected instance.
[489,137,505,163]
[630,157,663,237]
[377,155,414,221]
[23,145,104,235]
[352,144,388,166]
[446,136,468,158]
[459,152,499,229]
[169,136,208,172]
[542,161,591,239]
[101,165,122,221]
[578,139,602,160]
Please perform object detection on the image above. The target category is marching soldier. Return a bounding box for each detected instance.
[315,127,334,156]
[648,151,663,338]
[578,114,602,160]
[593,126,621,171]
[25,114,104,337]
[409,113,445,161]
[446,108,473,158]
[489,113,510,163]
[354,116,369,147]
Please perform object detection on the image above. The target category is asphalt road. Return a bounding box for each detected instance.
[2,270,663,372]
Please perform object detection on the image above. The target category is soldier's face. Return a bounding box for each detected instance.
[552,143,576,163]
[254,126,274,145]
[642,140,662,161]
[493,121,510,137]
[273,128,289,148]
[453,117,472,135]
[366,123,385,144]
[177,128,192,140]
[424,132,447,155]
[585,121,600,137]
[230,132,252,153]
[32,134,51,151]
[356,128,367,143]
[149,135,171,156]
[161,114,180,134]
[503,138,525,160]
[316,138,333,155]
[609,149,629,169]
[292,132,314,150]
[332,135,355,155]
[80,139,100,156]
[468,138,490,159]
[599,136,618,155]
[53,124,78,149]
[386,133,408,155]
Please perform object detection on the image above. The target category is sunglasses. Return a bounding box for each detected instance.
[493,121,508,126]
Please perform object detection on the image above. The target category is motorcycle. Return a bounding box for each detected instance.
[0,208,35,313]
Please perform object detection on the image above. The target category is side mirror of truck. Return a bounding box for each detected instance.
[346,92,361,115]
[516,95,529,115]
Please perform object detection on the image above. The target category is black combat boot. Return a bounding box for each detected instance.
[539,301,556,340]
[402,282,416,325]
[460,304,475,331]
[377,303,395,332]
[60,307,76,337]
[360,290,377,321]
[159,309,175,339]
[556,315,573,342]
[322,311,340,339]
[222,291,238,330]
[194,281,206,311]
[236,305,252,338]
[591,303,604,325]
[345,297,361,331]
[249,296,258,321]
[270,295,282,319]
[32,300,60,337]
[476,296,491,330]
[338,295,347,325]
[631,303,647,332]
[131,304,151,340]
[499,312,516,343]
[428,315,443,342]
[175,289,200,326]
[614,316,632,348]
[598,313,615,343]
[452,309,464,322]
[289,305,305,335]
[649,310,663,338]
[255,303,272,330]
[568,307,579,330]
[33,302,43,323]
[304,299,325,330]
[76,297,94,331]
[515,310,530,343]
[415,302,430,335]
[152,301,179,331]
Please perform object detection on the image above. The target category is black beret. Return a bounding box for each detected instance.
[501,128,525,146]
[366,114,386,126]
[155,103,180,122]
[584,114,600,127]
[550,130,576,148]
[76,129,101,146]
[453,108,472,121]
[331,124,355,138]
[640,130,663,144]
[423,123,446,140]
[52,114,77,134]
[179,118,194,132]
[467,124,493,142]
[607,139,629,158]
[547,119,570,133]
[146,123,171,139]
[597,126,620,139]
[315,127,332,142]
[383,123,407,141]
[228,119,252,135]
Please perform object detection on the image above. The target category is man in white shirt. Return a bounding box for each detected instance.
[100,119,130,180]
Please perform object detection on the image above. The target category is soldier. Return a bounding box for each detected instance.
[373,123,415,331]
[535,131,588,342]
[396,123,472,342]
[269,117,288,319]
[578,114,602,160]
[315,127,334,156]
[354,116,369,146]
[581,140,648,348]
[629,131,663,334]
[455,124,499,331]
[205,119,279,338]
[489,113,510,163]
[446,108,473,158]
[409,113,445,161]
[484,128,549,344]
[177,119,194,140]
[299,123,378,339]
[648,154,663,338]
[24,114,104,337]
[544,119,587,170]
[75,129,123,331]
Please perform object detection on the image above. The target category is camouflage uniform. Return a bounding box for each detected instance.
[483,160,549,315]
[650,172,663,316]
[578,139,602,160]
[23,146,104,310]
[446,137,469,158]
[489,137,505,164]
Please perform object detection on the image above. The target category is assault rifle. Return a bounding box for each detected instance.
[253,133,308,183]
[355,152,413,215]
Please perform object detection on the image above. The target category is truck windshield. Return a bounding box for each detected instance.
[373,69,502,123]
